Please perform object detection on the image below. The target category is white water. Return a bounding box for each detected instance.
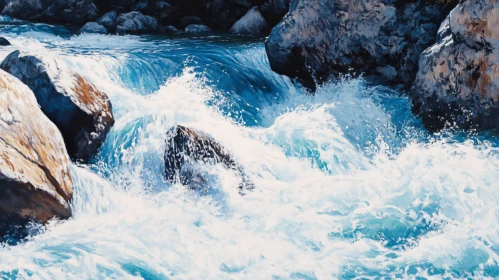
[0,23,498,279]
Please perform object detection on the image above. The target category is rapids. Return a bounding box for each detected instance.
[0,17,499,279]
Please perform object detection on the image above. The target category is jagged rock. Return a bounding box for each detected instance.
[2,0,98,24]
[412,0,499,131]
[184,24,211,34]
[0,37,10,46]
[0,51,115,163]
[230,6,269,36]
[164,125,253,192]
[0,69,72,230]
[265,0,457,89]
[260,0,290,27]
[115,11,160,35]
[97,11,119,32]
[79,22,108,34]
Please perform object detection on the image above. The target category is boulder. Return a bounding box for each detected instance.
[79,22,108,34]
[265,0,457,89]
[115,11,160,35]
[2,0,98,25]
[132,0,174,24]
[260,0,290,27]
[184,24,211,34]
[97,11,119,32]
[411,0,499,131]
[0,37,10,46]
[178,16,203,29]
[230,6,269,36]
[0,69,72,229]
[0,51,115,163]
[164,126,253,192]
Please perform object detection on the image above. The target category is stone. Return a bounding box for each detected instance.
[184,24,212,34]
[97,11,119,32]
[115,11,160,35]
[132,0,174,24]
[230,6,269,36]
[411,0,499,131]
[0,51,115,162]
[164,125,253,192]
[260,0,290,27]
[0,69,72,229]
[79,22,108,34]
[0,37,10,46]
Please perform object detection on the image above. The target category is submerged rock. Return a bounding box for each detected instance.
[2,0,98,24]
[116,11,160,35]
[230,6,269,36]
[0,37,9,46]
[184,24,212,34]
[164,125,253,192]
[265,0,457,89]
[80,22,108,34]
[0,69,72,230]
[0,51,115,163]
[97,11,119,32]
[412,0,499,131]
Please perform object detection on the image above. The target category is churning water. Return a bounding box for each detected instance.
[0,17,499,279]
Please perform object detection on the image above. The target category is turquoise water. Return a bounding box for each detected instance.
[1,17,499,279]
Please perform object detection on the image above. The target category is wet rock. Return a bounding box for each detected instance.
[0,69,72,230]
[0,50,115,163]
[411,0,499,131]
[230,6,269,36]
[97,11,119,32]
[115,11,160,35]
[0,37,10,46]
[164,125,253,192]
[260,0,290,27]
[184,24,211,34]
[163,25,178,35]
[178,16,203,29]
[80,22,108,34]
[2,0,98,25]
[132,0,174,24]
[265,0,457,89]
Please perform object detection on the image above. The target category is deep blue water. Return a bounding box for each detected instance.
[0,17,499,279]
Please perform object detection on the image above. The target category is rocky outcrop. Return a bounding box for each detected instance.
[80,22,107,34]
[0,37,9,46]
[115,11,160,34]
[265,0,457,89]
[230,6,269,37]
[0,69,72,229]
[412,0,499,131]
[97,11,119,32]
[2,0,98,25]
[184,24,211,34]
[164,125,253,192]
[0,51,115,163]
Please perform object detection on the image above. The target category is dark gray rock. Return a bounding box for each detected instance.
[0,51,115,163]
[132,0,174,24]
[163,25,178,34]
[2,0,98,24]
[97,11,119,31]
[230,6,269,36]
[411,0,499,131]
[164,126,253,193]
[116,11,160,34]
[265,0,458,89]
[184,24,211,34]
[79,22,108,34]
[178,16,203,29]
[0,37,10,46]
[260,0,290,27]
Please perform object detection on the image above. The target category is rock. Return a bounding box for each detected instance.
[260,0,290,27]
[164,25,178,35]
[0,37,10,46]
[2,0,98,25]
[0,51,115,163]
[164,125,253,192]
[79,22,108,34]
[132,0,174,24]
[0,69,72,230]
[97,11,119,32]
[265,0,458,89]
[184,24,212,34]
[230,6,269,36]
[411,0,499,131]
[115,11,160,35]
[178,16,203,29]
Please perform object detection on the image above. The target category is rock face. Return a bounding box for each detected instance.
[164,126,253,192]
[115,11,159,34]
[0,69,73,229]
[80,22,108,34]
[412,0,499,131]
[230,6,269,36]
[2,0,98,24]
[265,0,457,89]
[0,51,115,163]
